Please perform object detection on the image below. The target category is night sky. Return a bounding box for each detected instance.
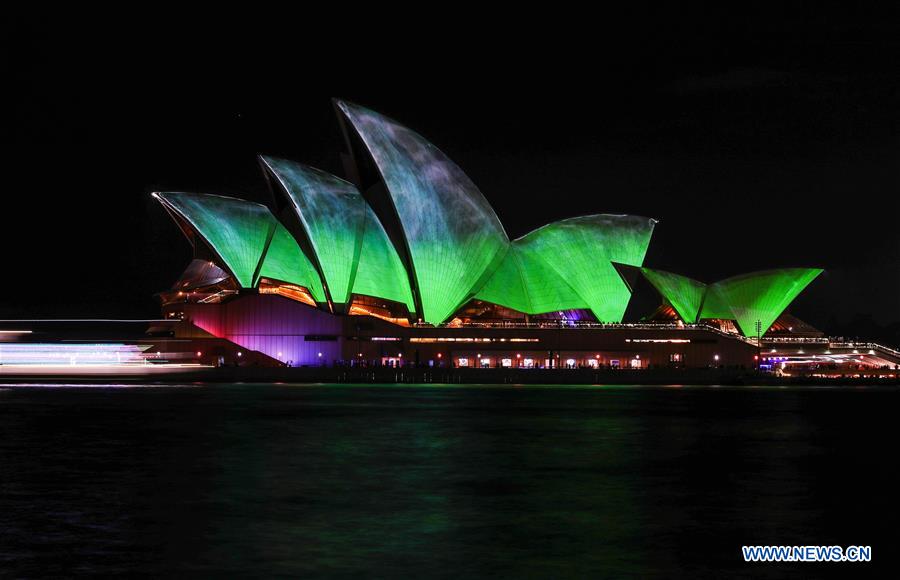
[4,14,899,344]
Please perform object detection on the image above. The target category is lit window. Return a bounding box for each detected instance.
[458,357,469,367]
[501,358,512,367]
[565,358,576,368]
[523,358,534,368]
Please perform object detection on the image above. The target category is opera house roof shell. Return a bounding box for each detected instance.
[639,267,823,338]
[154,100,821,337]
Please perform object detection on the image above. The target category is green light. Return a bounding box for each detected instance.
[704,268,823,337]
[337,100,509,324]
[640,268,706,323]
[261,156,414,312]
[258,223,325,302]
[640,267,823,336]
[477,215,656,320]
[696,284,733,321]
[477,244,586,314]
[156,192,274,288]
[353,209,416,312]
[155,192,324,298]
[261,157,365,304]
[519,215,656,322]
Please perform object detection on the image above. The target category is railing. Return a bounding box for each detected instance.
[198,290,239,304]
[412,321,759,344]
[828,342,900,359]
[763,337,830,344]
[762,337,900,359]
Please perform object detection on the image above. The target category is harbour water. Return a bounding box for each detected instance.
[1,384,896,577]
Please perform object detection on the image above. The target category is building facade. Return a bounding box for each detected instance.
[155,100,823,370]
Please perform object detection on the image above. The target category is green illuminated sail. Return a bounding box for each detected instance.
[476,244,587,314]
[510,215,657,322]
[474,246,527,312]
[696,284,734,321]
[352,210,416,312]
[261,157,365,304]
[261,156,414,311]
[258,223,325,302]
[154,192,274,288]
[640,268,706,323]
[703,268,823,337]
[336,100,509,324]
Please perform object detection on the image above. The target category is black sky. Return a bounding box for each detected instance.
[4,11,899,344]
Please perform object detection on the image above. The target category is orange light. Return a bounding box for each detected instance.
[258,282,317,306]
[347,304,411,326]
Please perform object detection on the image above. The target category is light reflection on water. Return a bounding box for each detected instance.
[0,384,895,577]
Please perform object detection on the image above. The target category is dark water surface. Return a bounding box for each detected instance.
[1,384,897,578]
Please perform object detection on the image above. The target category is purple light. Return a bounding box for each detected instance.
[187,295,343,366]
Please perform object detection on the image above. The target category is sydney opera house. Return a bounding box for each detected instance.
[151,100,831,371]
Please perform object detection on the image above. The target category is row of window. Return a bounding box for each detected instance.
[455,357,644,369]
[451,353,685,368]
